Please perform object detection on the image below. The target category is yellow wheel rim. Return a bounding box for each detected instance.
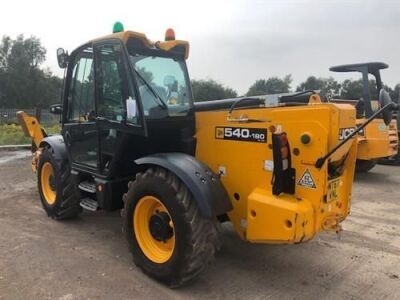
[41,162,56,205]
[134,196,175,263]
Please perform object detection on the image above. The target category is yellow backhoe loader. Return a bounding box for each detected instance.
[329,63,398,172]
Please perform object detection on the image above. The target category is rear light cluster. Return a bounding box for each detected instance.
[279,133,289,170]
[271,132,295,195]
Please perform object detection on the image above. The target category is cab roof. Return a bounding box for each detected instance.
[330,62,388,73]
[90,30,190,59]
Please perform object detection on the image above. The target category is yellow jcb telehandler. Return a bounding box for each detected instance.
[17,23,399,287]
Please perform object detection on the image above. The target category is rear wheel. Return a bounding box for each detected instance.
[355,159,377,173]
[37,148,81,219]
[123,167,220,287]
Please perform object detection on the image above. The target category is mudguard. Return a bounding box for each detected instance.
[39,135,68,161]
[135,153,232,218]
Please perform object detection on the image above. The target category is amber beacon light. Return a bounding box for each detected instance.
[165,28,175,41]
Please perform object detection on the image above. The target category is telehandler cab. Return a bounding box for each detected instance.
[329,62,399,172]
[17,24,399,287]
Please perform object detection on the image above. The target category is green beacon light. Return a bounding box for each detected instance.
[113,22,124,33]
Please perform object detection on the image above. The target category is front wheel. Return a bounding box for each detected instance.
[123,167,220,287]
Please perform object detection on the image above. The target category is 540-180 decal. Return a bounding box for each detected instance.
[215,127,267,143]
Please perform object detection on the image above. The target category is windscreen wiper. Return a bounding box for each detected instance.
[134,70,168,110]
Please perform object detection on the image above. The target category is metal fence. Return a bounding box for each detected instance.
[0,108,60,126]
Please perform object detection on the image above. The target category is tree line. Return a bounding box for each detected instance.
[0,35,399,108]
[193,75,400,103]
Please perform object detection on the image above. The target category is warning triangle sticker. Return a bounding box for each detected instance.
[297,169,316,189]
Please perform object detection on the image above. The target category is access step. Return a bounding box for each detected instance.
[80,198,98,212]
[78,181,96,193]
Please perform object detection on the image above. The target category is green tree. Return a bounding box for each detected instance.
[0,34,62,108]
[339,79,379,100]
[191,79,237,102]
[296,76,340,100]
[246,75,292,96]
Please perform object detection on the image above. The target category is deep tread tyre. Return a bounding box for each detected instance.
[355,159,377,173]
[123,167,220,287]
[37,147,81,220]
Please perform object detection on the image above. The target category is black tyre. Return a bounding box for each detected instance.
[37,147,81,219]
[378,154,400,166]
[355,159,377,173]
[123,167,220,287]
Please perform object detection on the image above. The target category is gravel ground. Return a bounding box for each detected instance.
[0,150,399,300]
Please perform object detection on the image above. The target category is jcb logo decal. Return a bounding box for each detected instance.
[339,127,356,141]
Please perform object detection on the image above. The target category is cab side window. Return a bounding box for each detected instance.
[95,43,127,121]
[66,47,95,122]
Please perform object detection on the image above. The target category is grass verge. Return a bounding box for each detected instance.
[0,124,60,145]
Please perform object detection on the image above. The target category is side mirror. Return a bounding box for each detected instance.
[379,89,393,126]
[57,48,68,69]
[49,103,63,115]
[379,89,400,126]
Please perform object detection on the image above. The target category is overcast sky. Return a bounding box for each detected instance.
[1,0,400,94]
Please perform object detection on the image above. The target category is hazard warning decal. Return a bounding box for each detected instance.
[297,169,316,189]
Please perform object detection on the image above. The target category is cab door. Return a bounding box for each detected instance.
[93,40,145,175]
[62,45,98,170]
